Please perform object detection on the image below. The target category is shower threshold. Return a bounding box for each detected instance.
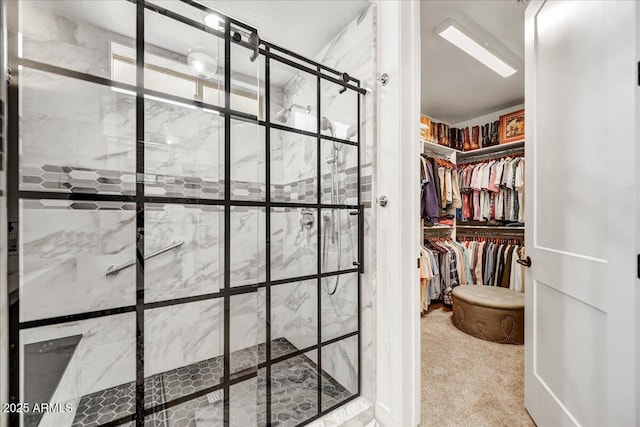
[70,338,352,427]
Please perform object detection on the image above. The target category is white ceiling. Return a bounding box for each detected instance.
[421,0,526,124]
[202,0,371,61]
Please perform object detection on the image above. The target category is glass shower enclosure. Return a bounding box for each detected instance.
[5,0,364,426]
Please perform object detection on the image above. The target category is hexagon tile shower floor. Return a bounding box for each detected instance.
[68,339,352,427]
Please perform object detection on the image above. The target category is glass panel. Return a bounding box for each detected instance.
[271,350,318,426]
[144,8,224,105]
[144,299,224,408]
[230,207,266,287]
[320,209,358,273]
[321,273,358,342]
[230,291,265,377]
[321,139,358,205]
[21,313,136,427]
[144,392,223,426]
[19,68,136,195]
[270,129,317,204]
[230,120,265,202]
[271,279,317,359]
[270,208,317,281]
[17,0,136,80]
[144,97,224,200]
[321,335,358,410]
[145,204,223,303]
[19,200,136,322]
[320,80,358,141]
[230,372,267,427]
[230,35,264,118]
[270,60,317,133]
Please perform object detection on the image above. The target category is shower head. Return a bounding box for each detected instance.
[274,104,311,123]
[320,116,336,138]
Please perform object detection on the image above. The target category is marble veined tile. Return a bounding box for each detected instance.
[19,68,136,191]
[18,0,137,80]
[144,299,223,377]
[322,273,358,343]
[321,335,359,410]
[230,119,265,200]
[270,129,317,204]
[230,207,266,287]
[271,280,317,357]
[271,208,317,281]
[229,291,265,370]
[321,209,358,274]
[144,97,224,198]
[19,200,136,322]
[144,204,223,303]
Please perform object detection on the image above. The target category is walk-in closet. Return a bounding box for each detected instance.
[418,1,532,425]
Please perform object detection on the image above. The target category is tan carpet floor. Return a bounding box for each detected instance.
[420,304,536,427]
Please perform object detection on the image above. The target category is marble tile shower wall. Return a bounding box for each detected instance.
[272,5,376,412]
[311,4,377,407]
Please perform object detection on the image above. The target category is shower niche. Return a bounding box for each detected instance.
[7,1,364,426]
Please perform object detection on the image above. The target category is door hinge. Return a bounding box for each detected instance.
[637,254,640,279]
[6,67,12,83]
[417,257,420,269]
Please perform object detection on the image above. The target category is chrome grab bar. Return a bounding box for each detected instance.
[105,240,184,276]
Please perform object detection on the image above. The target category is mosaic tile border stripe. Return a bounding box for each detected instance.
[20,163,372,204]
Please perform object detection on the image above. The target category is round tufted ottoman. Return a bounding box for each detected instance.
[452,285,524,345]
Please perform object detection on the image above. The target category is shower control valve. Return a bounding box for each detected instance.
[300,209,315,229]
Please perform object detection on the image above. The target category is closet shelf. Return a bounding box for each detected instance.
[457,225,525,231]
[421,139,459,157]
[421,139,525,161]
[457,140,525,160]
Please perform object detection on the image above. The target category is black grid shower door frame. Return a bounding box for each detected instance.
[6,0,365,426]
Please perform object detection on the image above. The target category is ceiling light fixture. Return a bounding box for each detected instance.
[187,48,218,77]
[204,14,223,29]
[437,18,517,78]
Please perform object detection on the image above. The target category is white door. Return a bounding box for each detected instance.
[524,1,637,426]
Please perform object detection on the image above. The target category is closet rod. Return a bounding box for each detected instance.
[423,227,454,238]
[457,146,524,164]
[457,232,525,240]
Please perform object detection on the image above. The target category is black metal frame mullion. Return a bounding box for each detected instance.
[264,46,273,427]
[135,1,145,425]
[6,0,19,424]
[222,17,231,427]
[315,68,323,416]
[357,83,362,397]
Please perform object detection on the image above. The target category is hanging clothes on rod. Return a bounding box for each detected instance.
[421,237,472,313]
[421,154,462,226]
[457,154,525,224]
[457,235,525,293]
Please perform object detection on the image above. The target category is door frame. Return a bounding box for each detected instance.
[374,0,421,426]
